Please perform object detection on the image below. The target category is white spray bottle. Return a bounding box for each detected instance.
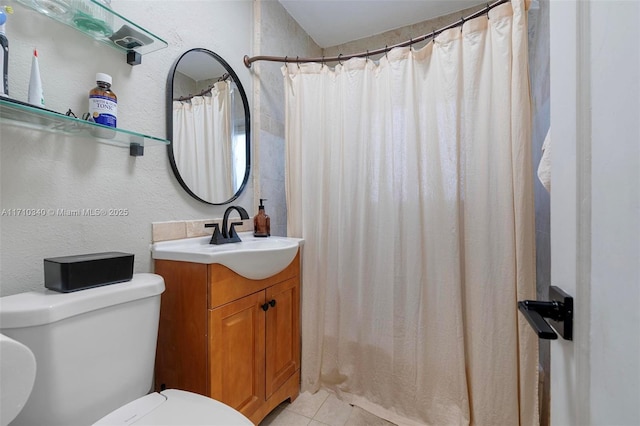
[28,48,44,106]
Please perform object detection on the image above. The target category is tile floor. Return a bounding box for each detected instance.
[259,390,396,426]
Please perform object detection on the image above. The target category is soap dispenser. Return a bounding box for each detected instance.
[254,198,270,237]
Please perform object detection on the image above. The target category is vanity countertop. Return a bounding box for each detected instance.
[151,233,303,280]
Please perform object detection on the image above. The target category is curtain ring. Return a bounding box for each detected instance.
[284,56,288,65]
[366,50,369,61]
[460,16,465,32]
[385,45,388,59]
[321,56,325,68]
[486,3,490,19]
[431,30,436,45]
[409,37,413,47]
[338,53,343,65]
[296,56,300,69]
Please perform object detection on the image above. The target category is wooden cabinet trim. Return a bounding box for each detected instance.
[154,260,209,395]
[208,251,300,309]
[265,277,300,398]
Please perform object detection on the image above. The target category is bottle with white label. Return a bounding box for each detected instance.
[89,73,117,128]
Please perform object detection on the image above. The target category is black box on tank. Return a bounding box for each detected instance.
[44,252,134,292]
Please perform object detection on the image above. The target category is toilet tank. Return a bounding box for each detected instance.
[0,273,165,426]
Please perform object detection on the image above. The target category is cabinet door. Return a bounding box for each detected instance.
[265,277,300,398]
[209,291,265,417]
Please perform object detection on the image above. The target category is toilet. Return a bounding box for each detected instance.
[0,273,252,426]
[0,334,36,426]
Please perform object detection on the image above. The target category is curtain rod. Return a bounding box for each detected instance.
[173,73,231,102]
[244,0,510,68]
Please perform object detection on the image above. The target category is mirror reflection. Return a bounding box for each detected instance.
[168,48,250,205]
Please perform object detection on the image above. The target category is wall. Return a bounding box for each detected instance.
[251,1,321,237]
[550,1,640,424]
[173,71,197,98]
[0,1,254,295]
[588,2,640,420]
[527,0,550,424]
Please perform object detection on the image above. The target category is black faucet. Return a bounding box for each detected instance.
[205,206,250,245]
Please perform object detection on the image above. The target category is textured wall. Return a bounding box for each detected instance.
[0,1,254,295]
[529,0,551,304]
[251,1,321,237]
[528,1,551,424]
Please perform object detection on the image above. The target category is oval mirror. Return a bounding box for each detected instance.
[167,48,250,205]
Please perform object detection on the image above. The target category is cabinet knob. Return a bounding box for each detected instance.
[261,303,270,311]
[269,299,276,308]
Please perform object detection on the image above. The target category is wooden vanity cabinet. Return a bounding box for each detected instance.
[154,252,300,424]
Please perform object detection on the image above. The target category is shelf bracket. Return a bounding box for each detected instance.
[127,50,142,66]
[130,143,144,156]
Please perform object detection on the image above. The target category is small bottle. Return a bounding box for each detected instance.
[89,73,117,128]
[28,48,44,107]
[253,198,270,237]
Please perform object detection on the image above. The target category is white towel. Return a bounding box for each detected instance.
[537,128,551,192]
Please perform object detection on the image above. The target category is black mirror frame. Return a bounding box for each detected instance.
[166,48,251,205]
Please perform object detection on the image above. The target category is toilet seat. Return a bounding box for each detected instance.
[93,389,253,426]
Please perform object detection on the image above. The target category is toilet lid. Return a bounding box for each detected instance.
[92,389,253,426]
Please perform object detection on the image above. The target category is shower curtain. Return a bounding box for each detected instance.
[173,80,234,201]
[283,1,538,425]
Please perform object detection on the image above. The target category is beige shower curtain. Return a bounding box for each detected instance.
[284,1,537,425]
[173,80,234,201]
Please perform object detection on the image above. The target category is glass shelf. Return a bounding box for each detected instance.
[14,0,167,64]
[0,97,169,156]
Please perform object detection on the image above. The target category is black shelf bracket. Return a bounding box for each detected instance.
[127,50,142,66]
[518,286,573,340]
[129,143,144,156]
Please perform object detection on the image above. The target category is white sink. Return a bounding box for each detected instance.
[151,233,303,280]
